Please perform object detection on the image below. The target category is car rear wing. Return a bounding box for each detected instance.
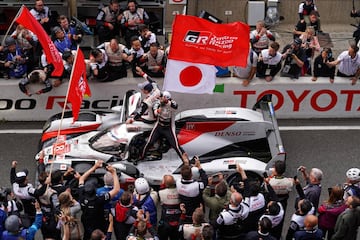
[252,94,286,169]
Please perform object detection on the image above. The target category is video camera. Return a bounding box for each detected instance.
[0,187,11,207]
[287,48,294,57]
[70,16,94,36]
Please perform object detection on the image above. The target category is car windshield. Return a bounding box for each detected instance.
[90,124,128,155]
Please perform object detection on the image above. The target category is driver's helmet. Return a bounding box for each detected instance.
[162,91,171,100]
[346,168,360,181]
[135,177,150,195]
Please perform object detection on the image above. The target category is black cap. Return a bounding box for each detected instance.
[293,38,302,45]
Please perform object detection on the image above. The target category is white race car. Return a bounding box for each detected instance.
[37,94,286,189]
[39,90,142,150]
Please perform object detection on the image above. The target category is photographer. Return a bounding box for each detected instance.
[280,38,306,79]
[312,47,335,83]
[3,36,28,79]
[202,173,231,222]
[299,26,320,75]
[58,15,83,50]
[78,160,120,240]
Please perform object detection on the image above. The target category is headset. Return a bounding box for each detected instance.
[322,47,333,58]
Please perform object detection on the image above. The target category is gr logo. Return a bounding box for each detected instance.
[184,31,211,44]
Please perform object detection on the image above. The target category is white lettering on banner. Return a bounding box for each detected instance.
[183,31,238,50]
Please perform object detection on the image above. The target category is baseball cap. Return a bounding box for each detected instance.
[15,170,28,184]
[137,81,153,92]
[52,26,62,35]
[293,38,302,45]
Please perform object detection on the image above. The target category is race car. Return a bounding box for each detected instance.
[37,94,286,189]
[39,90,142,149]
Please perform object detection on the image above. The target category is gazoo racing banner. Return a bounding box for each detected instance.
[1,77,360,121]
[168,15,250,67]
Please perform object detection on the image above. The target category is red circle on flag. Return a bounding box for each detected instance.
[179,66,202,87]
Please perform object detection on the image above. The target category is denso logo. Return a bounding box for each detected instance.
[184,31,211,45]
[214,131,242,136]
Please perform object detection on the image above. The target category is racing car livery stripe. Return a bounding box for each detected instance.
[41,124,101,142]
[177,121,235,145]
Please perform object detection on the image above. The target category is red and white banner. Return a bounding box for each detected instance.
[15,6,63,77]
[169,0,187,4]
[168,15,250,67]
[163,59,217,94]
[67,48,91,122]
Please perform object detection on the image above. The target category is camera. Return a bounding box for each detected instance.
[212,173,220,182]
[103,162,109,168]
[287,48,294,56]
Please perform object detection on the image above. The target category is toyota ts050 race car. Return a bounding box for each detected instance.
[37,93,286,189]
[39,90,142,149]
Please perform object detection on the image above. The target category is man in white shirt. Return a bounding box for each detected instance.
[256,42,282,82]
[328,43,360,85]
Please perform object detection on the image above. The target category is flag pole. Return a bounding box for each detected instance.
[56,46,80,137]
[1,5,24,46]
[48,46,80,175]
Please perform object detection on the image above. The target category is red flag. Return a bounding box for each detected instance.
[15,6,63,76]
[68,49,91,122]
[168,15,250,67]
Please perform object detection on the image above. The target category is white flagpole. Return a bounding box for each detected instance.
[48,46,80,175]
[2,5,24,46]
[56,46,80,137]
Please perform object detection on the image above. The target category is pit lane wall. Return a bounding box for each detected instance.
[1,76,360,121]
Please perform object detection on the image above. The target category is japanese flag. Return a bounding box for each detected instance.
[163,59,217,94]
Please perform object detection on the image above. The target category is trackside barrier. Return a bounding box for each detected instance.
[0,76,360,121]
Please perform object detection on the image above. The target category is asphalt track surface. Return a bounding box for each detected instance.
[0,119,360,238]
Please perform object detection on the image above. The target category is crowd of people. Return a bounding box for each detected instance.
[0,0,360,239]
[2,157,360,240]
[0,0,358,97]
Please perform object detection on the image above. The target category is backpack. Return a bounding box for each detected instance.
[61,218,84,240]
[115,201,131,223]
[8,200,31,228]
[346,185,360,198]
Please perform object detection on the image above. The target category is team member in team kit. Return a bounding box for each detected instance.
[256,41,282,82]
[233,48,258,87]
[96,0,123,43]
[121,0,150,48]
[327,42,360,85]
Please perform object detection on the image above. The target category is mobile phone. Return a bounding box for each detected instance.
[229,165,236,169]
[293,175,297,180]
[103,162,109,168]
[212,174,220,182]
[263,172,268,178]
